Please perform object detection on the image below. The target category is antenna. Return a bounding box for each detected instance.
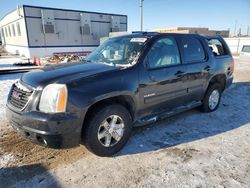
[140,0,144,31]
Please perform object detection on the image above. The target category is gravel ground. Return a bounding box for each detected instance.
[0,56,249,188]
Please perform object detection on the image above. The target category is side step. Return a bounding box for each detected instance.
[135,101,202,127]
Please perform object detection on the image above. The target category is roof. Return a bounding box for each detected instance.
[110,32,221,40]
[22,5,127,17]
[0,4,127,22]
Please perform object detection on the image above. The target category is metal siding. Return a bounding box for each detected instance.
[1,5,127,57]
[25,6,127,47]
[0,7,29,47]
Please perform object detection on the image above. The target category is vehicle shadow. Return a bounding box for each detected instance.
[117,82,250,156]
[0,164,61,188]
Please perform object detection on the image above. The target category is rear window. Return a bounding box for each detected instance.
[242,45,250,53]
[180,37,205,63]
[208,39,228,56]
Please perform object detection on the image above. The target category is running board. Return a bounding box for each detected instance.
[135,101,202,127]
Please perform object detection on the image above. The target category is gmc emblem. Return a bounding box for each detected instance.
[12,91,21,99]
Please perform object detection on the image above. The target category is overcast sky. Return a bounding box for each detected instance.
[1,0,249,35]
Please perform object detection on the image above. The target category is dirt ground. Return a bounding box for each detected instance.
[0,57,249,188]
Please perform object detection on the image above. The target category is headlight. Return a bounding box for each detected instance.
[39,84,68,113]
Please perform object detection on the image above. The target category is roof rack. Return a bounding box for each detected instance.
[132,31,158,35]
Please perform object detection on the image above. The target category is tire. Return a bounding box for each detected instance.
[201,83,222,112]
[83,104,132,156]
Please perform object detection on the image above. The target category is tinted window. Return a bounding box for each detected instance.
[242,45,250,53]
[147,37,181,68]
[180,37,205,63]
[208,38,228,56]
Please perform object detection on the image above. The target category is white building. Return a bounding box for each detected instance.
[0,5,127,58]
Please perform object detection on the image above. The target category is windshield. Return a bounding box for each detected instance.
[85,36,147,66]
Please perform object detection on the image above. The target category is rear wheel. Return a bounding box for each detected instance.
[83,104,132,156]
[201,83,222,112]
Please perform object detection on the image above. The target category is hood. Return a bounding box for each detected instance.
[21,62,118,87]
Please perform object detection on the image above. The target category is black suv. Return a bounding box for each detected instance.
[6,33,234,156]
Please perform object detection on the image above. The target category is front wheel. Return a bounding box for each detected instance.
[201,83,222,112]
[83,104,132,156]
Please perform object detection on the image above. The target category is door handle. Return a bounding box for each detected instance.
[203,65,211,71]
[175,70,185,77]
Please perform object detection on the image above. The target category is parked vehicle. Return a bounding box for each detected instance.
[6,33,234,156]
[239,45,250,62]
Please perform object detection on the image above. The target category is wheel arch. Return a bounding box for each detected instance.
[81,94,136,135]
[207,74,226,92]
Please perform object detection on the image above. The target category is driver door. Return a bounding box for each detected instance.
[138,36,187,117]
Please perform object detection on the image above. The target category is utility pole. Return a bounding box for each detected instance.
[140,0,144,31]
[247,26,249,36]
[238,25,242,37]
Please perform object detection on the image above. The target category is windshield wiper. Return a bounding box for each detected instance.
[82,59,92,63]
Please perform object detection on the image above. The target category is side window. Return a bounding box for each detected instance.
[242,45,250,53]
[208,39,228,56]
[147,37,181,69]
[180,37,205,63]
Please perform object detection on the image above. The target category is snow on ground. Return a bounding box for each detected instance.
[0,73,23,129]
[0,56,23,70]
[0,73,23,173]
[0,153,16,167]
[0,56,249,188]
[0,56,36,70]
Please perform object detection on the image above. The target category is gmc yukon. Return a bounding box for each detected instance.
[6,33,234,156]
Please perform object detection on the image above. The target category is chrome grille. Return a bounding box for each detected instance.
[8,82,33,110]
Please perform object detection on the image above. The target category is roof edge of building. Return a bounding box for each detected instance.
[22,4,127,17]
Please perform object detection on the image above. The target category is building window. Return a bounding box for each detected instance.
[16,22,21,36]
[5,27,8,37]
[8,26,11,37]
[1,28,4,38]
[12,24,16,36]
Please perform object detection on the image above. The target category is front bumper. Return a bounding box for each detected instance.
[6,106,83,148]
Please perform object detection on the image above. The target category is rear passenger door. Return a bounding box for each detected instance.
[177,35,211,103]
